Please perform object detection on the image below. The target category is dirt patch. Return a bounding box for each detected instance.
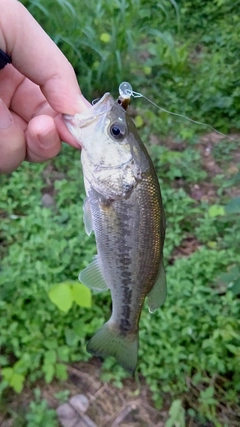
[2,361,239,426]
[61,362,167,427]
[170,235,201,263]
[159,132,240,262]
[1,361,168,427]
[196,132,240,198]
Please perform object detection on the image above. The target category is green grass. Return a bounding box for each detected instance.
[22,0,240,135]
[1,1,240,426]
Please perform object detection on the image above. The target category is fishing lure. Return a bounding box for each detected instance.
[118,81,236,140]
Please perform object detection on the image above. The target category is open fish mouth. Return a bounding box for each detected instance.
[63,93,115,128]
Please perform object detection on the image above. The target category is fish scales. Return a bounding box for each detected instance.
[64,93,166,373]
[88,170,163,335]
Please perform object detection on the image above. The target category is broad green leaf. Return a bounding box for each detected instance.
[166,399,185,427]
[14,358,29,374]
[208,205,225,217]
[57,346,70,362]
[207,241,217,248]
[73,319,86,337]
[64,328,79,347]
[45,339,59,350]
[1,367,13,382]
[225,197,240,214]
[0,381,9,394]
[43,363,55,383]
[10,373,25,393]
[0,355,8,366]
[134,116,144,128]
[226,344,239,355]
[200,386,214,399]
[44,350,57,365]
[218,266,240,286]
[231,280,240,296]
[55,363,68,381]
[48,283,73,313]
[143,66,152,75]
[71,282,92,308]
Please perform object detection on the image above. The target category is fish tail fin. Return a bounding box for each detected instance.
[87,322,138,374]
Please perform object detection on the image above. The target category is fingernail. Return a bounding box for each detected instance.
[0,99,13,129]
[38,126,56,147]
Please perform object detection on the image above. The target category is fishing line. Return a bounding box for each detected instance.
[118,81,237,140]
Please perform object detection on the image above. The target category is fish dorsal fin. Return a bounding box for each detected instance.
[79,256,108,293]
[83,197,93,236]
[147,259,167,313]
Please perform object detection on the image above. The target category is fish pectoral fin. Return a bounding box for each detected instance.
[147,259,167,313]
[79,256,108,293]
[83,197,93,236]
[87,321,138,374]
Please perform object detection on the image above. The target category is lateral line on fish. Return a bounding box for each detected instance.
[118,81,239,143]
[93,157,133,170]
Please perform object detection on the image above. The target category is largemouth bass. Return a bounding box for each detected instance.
[64,93,166,373]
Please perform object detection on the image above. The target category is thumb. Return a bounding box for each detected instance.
[0,99,26,173]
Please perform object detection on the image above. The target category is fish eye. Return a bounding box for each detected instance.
[109,122,126,140]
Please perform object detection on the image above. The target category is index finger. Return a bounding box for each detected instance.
[0,0,90,114]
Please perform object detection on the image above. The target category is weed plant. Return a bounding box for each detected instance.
[1,141,240,425]
[22,0,240,135]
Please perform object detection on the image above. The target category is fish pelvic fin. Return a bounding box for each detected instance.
[147,259,167,313]
[83,197,93,236]
[87,322,138,375]
[79,256,108,293]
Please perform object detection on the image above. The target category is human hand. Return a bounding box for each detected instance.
[0,0,91,173]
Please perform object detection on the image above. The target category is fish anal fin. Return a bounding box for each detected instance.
[79,256,108,293]
[147,259,167,313]
[83,197,93,236]
[87,321,138,374]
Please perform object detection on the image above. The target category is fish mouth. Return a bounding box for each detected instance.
[63,92,118,134]
[92,92,115,114]
[63,92,124,147]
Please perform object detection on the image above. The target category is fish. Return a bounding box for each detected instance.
[64,93,166,374]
